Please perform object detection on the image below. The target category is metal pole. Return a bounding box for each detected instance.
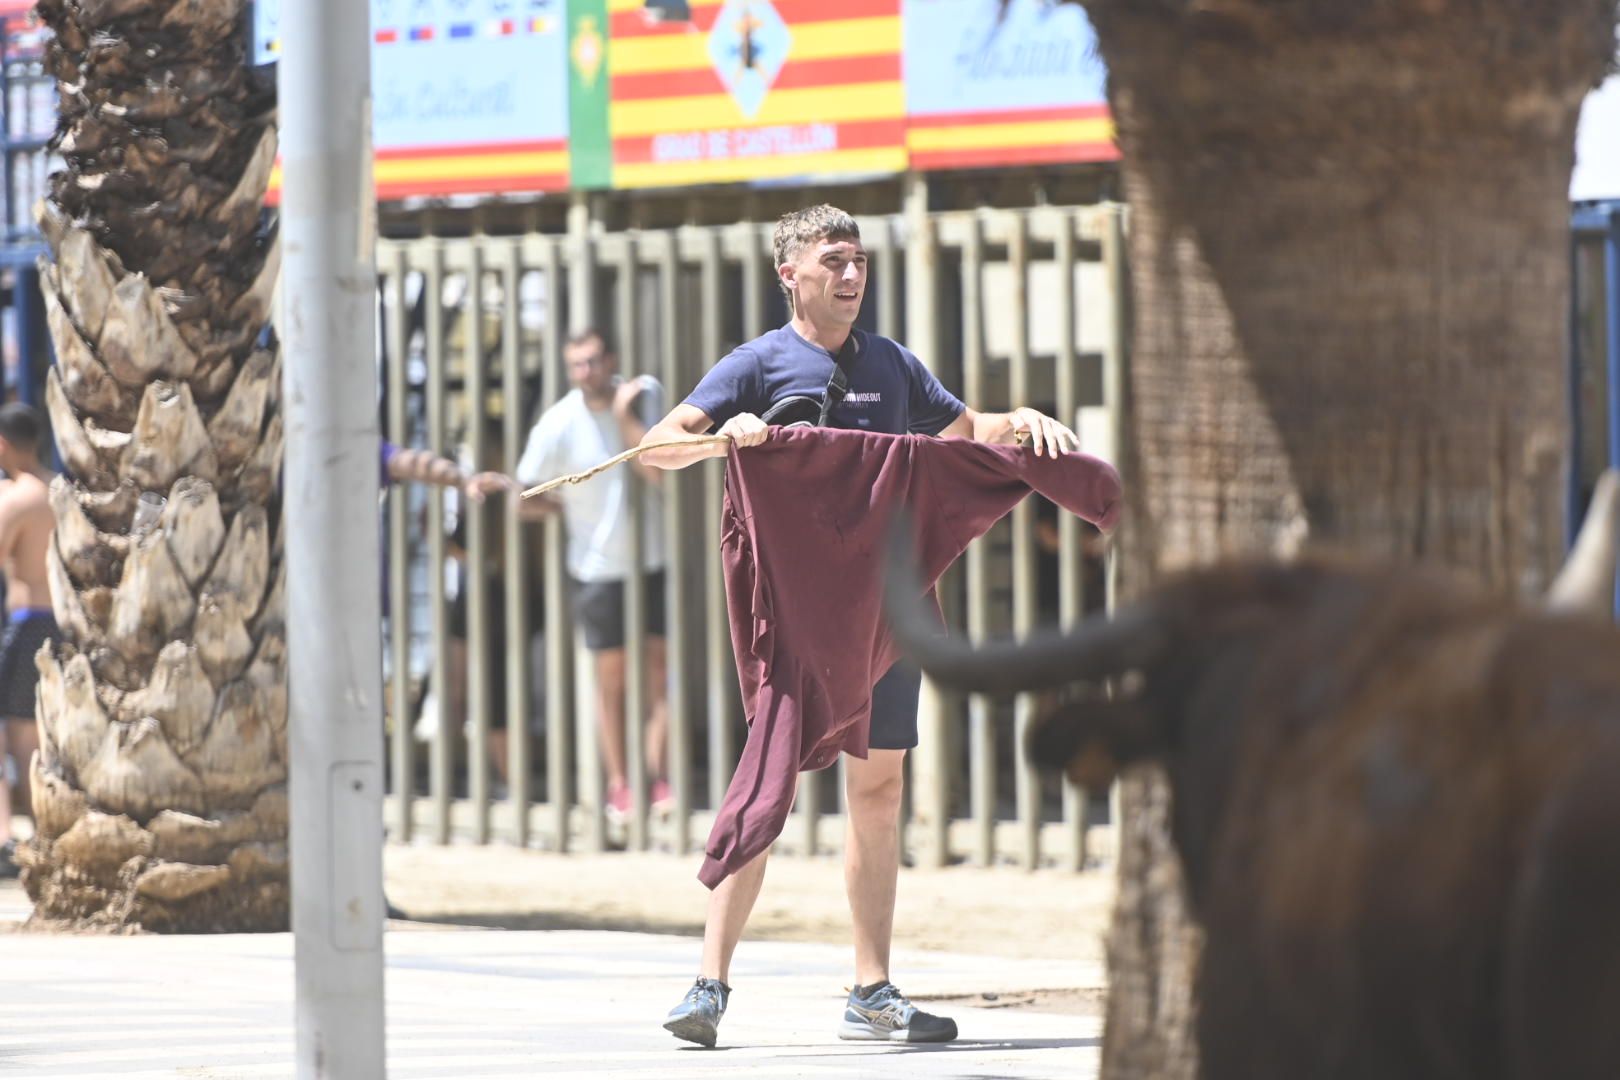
[568,192,595,333]
[961,215,995,868]
[660,232,691,855]
[1567,223,1585,553]
[1007,214,1041,871]
[620,240,649,851]
[279,0,386,1073]
[424,242,452,844]
[1102,204,1130,850]
[465,242,492,843]
[903,174,950,869]
[501,241,533,846]
[386,246,414,842]
[1606,207,1620,620]
[539,238,576,852]
[1053,209,1087,871]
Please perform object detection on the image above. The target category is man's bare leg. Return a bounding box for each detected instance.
[844,748,906,987]
[594,647,628,790]
[699,846,769,984]
[0,722,12,845]
[644,637,670,780]
[9,719,37,815]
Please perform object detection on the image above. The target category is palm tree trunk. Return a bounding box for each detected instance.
[21,0,286,932]
[1084,2,1616,1075]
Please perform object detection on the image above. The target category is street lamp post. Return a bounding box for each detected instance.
[278,1,386,1076]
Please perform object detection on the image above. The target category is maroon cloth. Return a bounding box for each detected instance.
[699,427,1123,888]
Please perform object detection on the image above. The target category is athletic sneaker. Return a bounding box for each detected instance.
[838,981,957,1042]
[651,778,675,817]
[605,783,632,824]
[663,977,730,1048]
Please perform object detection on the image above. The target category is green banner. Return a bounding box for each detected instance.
[567,0,613,189]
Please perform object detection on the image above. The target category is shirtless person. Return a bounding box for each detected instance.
[0,404,55,878]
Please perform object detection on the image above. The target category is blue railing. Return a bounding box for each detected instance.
[1569,199,1620,619]
[0,13,52,417]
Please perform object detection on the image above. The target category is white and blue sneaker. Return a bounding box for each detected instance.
[838,981,958,1042]
[663,977,730,1048]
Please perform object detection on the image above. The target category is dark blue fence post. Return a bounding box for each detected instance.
[1606,205,1620,619]
[1568,201,1620,621]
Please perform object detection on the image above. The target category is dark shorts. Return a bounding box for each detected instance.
[573,571,667,651]
[0,609,54,719]
[868,659,922,751]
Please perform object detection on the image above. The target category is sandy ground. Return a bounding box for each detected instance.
[383,843,1115,1011]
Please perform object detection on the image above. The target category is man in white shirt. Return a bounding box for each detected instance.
[516,327,671,820]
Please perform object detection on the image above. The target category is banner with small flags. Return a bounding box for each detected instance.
[254,0,1115,199]
[261,0,571,201]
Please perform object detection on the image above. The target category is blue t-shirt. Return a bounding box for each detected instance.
[683,325,965,437]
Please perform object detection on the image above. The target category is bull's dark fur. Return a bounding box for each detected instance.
[900,555,1620,1080]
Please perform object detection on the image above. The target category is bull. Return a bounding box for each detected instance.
[885,470,1620,1080]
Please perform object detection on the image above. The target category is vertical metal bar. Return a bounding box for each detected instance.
[705,231,737,814]
[1054,212,1088,871]
[703,461,732,816]
[1606,209,1620,620]
[904,176,949,869]
[962,216,995,868]
[13,264,41,408]
[1008,214,1041,871]
[567,192,595,333]
[799,768,822,857]
[620,238,650,851]
[424,242,453,845]
[502,242,532,846]
[465,243,492,844]
[888,215,908,864]
[1567,225,1585,553]
[541,238,578,852]
[1103,205,1130,845]
[387,248,414,843]
[1,26,14,242]
[661,232,692,854]
[743,224,766,339]
[280,0,386,1068]
[877,220,899,339]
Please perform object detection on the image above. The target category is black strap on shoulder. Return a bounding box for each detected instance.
[817,332,857,426]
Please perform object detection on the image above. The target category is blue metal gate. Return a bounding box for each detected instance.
[1569,199,1620,619]
[0,10,53,410]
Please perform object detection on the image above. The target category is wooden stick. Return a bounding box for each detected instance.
[520,434,732,499]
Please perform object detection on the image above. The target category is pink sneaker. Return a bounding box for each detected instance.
[651,779,675,817]
[606,783,632,822]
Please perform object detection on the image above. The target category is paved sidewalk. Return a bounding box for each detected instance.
[0,887,1101,1078]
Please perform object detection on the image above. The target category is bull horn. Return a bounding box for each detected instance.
[883,511,1169,695]
[1546,468,1620,617]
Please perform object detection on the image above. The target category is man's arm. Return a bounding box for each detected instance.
[386,446,516,503]
[939,406,1080,457]
[638,404,766,470]
[0,486,25,567]
[613,376,665,487]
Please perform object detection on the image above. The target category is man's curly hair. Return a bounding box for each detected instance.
[772,204,861,299]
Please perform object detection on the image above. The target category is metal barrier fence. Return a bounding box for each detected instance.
[378,198,1128,872]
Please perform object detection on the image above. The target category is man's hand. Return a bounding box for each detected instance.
[463,471,517,504]
[1008,407,1080,458]
[717,412,769,449]
[612,375,656,419]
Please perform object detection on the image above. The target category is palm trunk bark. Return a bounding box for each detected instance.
[21,0,286,932]
[1084,2,1616,1075]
